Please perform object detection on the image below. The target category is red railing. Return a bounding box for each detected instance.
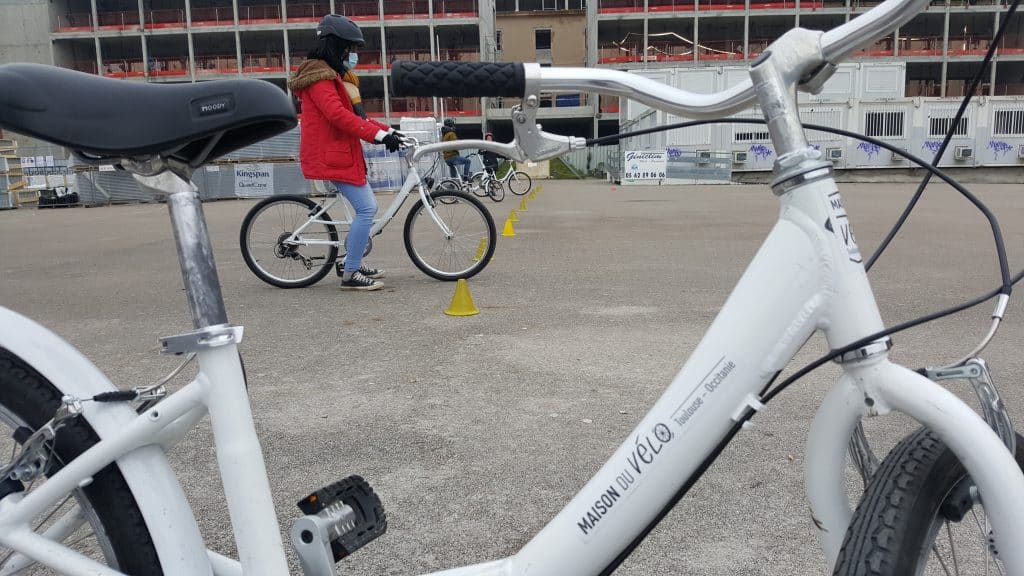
[946,36,993,56]
[69,60,99,74]
[145,9,185,28]
[598,43,642,64]
[336,1,380,19]
[102,59,145,77]
[285,2,330,21]
[383,0,429,18]
[437,49,480,62]
[993,83,1024,96]
[191,6,235,26]
[196,55,240,74]
[242,53,286,73]
[385,49,436,63]
[97,11,140,29]
[648,0,696,11]
[385,49,479,65]
[434,0,477,16]
[55,13,93,31]
[897,35,945,56]
[697,0,746,10]
[238,4,282,23]
[598,0,643,12]
[289,50,387,70]
[149,57,191,76]
[697,42,745,60]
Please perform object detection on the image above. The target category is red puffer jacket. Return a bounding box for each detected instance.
[287,59,390,185]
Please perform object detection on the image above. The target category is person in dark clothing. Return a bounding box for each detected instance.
[478,132,504,175]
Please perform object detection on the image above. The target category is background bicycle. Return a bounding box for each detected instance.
[436,155,533,203]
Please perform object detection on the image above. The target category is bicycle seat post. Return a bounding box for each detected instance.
[133,168,228,330]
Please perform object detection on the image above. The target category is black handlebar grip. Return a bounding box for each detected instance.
[391,61,526,98]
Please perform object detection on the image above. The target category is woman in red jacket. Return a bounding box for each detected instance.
[288,14,403,291]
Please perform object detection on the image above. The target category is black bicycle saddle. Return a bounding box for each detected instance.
[0,63,297,165]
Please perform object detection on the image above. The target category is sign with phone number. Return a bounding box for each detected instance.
[623,151,667,180]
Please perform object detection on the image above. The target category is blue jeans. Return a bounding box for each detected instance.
[332,181,377,273]
[446,155,471,179]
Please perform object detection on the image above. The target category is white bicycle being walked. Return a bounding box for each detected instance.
[239,140,497,286]
[1,0,1023,572]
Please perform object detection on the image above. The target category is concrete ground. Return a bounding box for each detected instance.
[1,180,1022,575]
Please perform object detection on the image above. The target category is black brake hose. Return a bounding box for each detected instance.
[865,0,1020,275]
[584,22,1022,574]
[588,118,1013,293]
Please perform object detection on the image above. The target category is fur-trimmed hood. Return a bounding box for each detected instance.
[287,59,337,92]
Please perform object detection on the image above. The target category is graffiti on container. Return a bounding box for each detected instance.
[988,140,1014,158]
[749,144,773,160]
[666,147,684,159]
[921,140,943,154]
[857,142,881,159]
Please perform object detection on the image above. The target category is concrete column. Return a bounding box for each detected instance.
[588,0,599,137]
[743,0,749,59]
[479,0,496,132]
[185,0,196,80]
[428,0,438,119]
[233,0,243,76]
[139,0,150,77]
[379,0,391,123]
[643,0,649,66]
[991,10,999,96]
[941,8,949,96]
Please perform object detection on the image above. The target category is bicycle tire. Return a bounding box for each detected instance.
[834,427,1024,576]
[403,189,496,281]
[468,173,490,198]
[436,179,462,204]
[0,348,163,574]
[507,171,532,196]
[487,179,505,203]
[239,195,339,289]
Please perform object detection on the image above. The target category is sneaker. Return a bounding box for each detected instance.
[358,264,385,279]
[340,271,384,291]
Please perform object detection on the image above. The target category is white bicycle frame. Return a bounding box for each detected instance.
[289,149,462,250]
[2,0,1024,572]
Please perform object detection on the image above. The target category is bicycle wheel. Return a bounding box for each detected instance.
[507,170,532,196]
[467,173,489,198]
[240,195,339,289]
[403,189,496,281]
[436,179,462,204]
[834,427,1024,576]
[0,348,162,574]
[486,179,505,203]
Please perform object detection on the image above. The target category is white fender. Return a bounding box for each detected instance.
[0,306,212,575]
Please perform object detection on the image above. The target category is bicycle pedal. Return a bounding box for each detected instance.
[291,475,386,573]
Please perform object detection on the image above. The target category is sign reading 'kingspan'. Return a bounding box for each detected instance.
[234,163,274,197]
[622,151,667,181]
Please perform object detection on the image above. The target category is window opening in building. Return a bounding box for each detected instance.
[535,29,552,50]
[928,116,969,138]
[864,110,905,138]
[993,109,1024,136]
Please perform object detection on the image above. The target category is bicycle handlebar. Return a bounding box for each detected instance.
[392,0,929,118]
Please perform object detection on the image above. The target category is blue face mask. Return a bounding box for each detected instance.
[346,52,359,70]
